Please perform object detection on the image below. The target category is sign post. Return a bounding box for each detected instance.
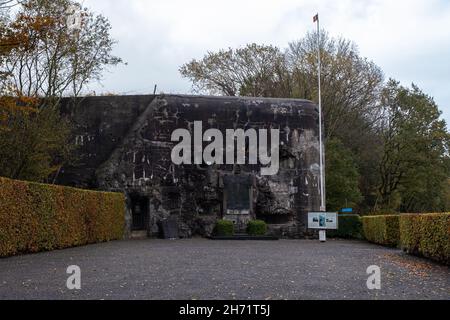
[319,230,326,242]
[308,212,338,243]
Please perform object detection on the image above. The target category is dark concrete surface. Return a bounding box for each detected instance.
[0,239,448,300]
[59,95,323,239]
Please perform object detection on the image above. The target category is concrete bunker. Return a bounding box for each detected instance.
[58,94,323,239]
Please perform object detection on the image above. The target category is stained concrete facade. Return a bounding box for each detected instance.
[58,94,323,239]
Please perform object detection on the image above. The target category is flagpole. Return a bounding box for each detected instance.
[315,14,326,213]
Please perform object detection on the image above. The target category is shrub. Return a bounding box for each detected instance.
[362,215,400,247]
[399,214,422,256]
[328,214,363,239]
[247,220,268,236]
[400,213,450,265]
[0,177,125,257]
[214,220,234,237]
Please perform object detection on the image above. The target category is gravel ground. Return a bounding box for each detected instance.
[0,239,448,300]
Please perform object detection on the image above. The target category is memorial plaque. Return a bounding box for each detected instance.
[223,175,253,214]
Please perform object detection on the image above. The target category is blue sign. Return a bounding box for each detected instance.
[341,208,353,213]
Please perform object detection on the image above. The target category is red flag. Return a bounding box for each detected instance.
[313,14,319,23]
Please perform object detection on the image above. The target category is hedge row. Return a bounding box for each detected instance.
[0,177,125,257]
[400,214,449,265]
[361,213,450,265]
[328,214,363,239]
[361,215,400,247]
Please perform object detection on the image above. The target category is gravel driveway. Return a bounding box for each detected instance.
[0,239,448,300]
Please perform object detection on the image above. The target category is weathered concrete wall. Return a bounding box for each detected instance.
[59,95,157,189]
[58,94,322,239]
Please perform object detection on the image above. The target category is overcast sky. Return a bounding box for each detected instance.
[82,0,450,124]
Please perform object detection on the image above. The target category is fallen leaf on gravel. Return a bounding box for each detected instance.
[381,253,436,278]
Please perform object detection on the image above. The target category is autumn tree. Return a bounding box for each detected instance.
[286,31,384,140]
[180,44,291,97]
[0,0,122,182]
[181,32,384,140]
[2,0,122,99]
[0,8,17,79]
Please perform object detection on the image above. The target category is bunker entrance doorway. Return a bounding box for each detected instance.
[130,194,149,231]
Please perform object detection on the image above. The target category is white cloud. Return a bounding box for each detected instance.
[83,0,450,123]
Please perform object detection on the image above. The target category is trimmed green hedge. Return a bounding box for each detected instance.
[328,214,363,239]
[362,215,400,247]
[400,213,450,265]
[247,220,268,236]
[0,177,125,257]
[214,220,234,236]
